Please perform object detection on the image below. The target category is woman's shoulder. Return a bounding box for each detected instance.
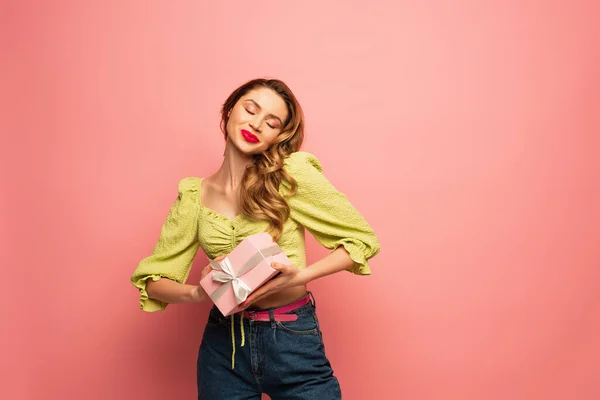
[176,176,202,197]
[283,151,323,175]
[280,151,328,195]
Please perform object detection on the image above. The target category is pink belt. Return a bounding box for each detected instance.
[235,293,311,322]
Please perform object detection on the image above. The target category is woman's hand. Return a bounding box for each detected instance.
[238,262,309,310]
[191,255,225,302]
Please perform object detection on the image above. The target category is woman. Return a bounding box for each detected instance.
[131,78,381,399]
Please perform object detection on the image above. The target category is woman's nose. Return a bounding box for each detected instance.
[249,119,262,132]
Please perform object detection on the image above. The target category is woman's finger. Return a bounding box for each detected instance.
[200,265,212,280]
[271,262,294,275]
[201,255,225,276]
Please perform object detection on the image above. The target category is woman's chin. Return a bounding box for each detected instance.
[231,139,264,155]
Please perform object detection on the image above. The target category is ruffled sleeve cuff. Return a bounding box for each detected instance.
[332,238,379,276]
[131,275,169,312]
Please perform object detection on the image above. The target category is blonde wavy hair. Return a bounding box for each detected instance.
[220,78,305,241]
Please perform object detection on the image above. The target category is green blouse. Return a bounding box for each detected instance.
[130,151,381,312]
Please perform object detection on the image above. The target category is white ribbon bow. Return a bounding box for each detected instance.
[210,257,252,304]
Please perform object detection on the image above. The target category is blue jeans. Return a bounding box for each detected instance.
[197,292,342,399]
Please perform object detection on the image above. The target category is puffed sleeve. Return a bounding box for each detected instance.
[281,152,381,275]
[130,177,201,312]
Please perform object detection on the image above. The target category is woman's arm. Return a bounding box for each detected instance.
[146,278,205,304]
[130,178,204,312]
[145,257,221,305]
[239,152,382,309]
[300,246,355,282]
[238,247,354,308]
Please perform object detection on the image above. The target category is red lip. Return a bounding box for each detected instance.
[241,129,259,143]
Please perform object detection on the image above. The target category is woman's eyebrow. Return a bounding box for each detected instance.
[246,99,283,125]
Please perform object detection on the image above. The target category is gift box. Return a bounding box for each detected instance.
[200,232,291,317]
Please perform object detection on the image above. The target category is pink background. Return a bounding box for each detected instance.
[2,1,599,399]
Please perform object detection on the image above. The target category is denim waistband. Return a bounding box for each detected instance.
[223,291,316,369]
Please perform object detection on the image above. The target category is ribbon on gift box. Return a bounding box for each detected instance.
[208,243,282,305]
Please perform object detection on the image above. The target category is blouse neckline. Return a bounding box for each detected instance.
[197,177,244,224]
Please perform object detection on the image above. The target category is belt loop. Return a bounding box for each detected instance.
[308,291,316,308]
[268,309,276,328]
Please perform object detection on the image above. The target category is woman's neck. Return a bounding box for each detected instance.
[212,138,254,192]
